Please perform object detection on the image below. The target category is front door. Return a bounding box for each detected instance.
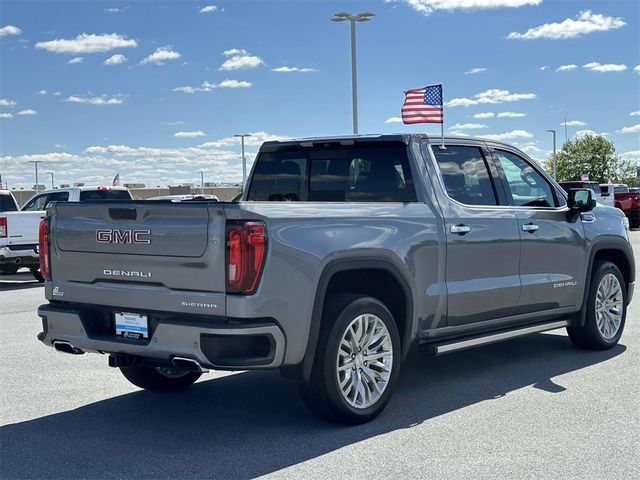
[490,148,585,314]
[430,144,522,326]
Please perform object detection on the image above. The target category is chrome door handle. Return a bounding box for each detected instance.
[522,223,539,233]
[450,224,471,235]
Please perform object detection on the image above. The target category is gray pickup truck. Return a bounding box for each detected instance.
[37,134,634,424]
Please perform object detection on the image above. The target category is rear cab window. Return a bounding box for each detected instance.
[247,143,417,202]
[0,194,18,212]
[79,189,132,201]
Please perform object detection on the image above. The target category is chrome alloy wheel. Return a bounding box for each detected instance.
[336,314,393,409]
[595,273,624,340]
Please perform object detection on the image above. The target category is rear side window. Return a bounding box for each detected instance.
[247,144,417,202]
[46,191,69,205]
[79,189,132,201]
[432,145,497,206]
[0,194,18,212]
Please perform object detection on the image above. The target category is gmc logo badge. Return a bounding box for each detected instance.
[96,229,151,244]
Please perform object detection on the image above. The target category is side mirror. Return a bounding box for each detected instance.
[568,188,596,212]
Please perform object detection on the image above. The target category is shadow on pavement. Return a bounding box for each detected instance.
[0,333,625,479]
[0,272,43,291]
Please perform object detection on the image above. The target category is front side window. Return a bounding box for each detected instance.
[22,194,48,211]
[432,145,497,206]
[247,144,417,202]
[494,150,556,208]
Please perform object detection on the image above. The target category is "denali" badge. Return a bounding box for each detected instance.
[96,229,151,244]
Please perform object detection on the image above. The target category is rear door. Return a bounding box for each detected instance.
[428,143,521,326]
[489,147,585,313]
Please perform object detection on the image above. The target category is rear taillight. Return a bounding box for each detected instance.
[38,219,50,280]
[226,221,267,295]
[0,217,6,238]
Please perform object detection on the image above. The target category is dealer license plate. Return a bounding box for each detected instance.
[115,312,148,339]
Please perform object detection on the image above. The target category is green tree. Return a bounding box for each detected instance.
[545,134,637,185]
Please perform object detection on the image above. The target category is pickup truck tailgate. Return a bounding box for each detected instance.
[49,202,227,303]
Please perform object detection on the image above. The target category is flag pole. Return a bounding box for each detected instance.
[440,84,446,149]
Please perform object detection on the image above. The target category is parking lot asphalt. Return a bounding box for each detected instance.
[1,235,639,480]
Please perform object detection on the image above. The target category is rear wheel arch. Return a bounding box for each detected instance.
[302,257,414,381]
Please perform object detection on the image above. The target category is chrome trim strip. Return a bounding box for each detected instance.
[434,320,569,355]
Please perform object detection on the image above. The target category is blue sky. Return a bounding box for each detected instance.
[1,0,639,188]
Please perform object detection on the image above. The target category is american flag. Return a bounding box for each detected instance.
[402,84,443,124]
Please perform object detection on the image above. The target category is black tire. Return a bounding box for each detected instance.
[299,295,401,425]
[119,365,201,392]
[30,268,45,283]
[567,261,627,350]
[0,264,19,275]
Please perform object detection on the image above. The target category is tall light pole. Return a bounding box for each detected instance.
[331,11,375,135]
[547,129,557,179]
[198,170,204,195]
[30,160,42,191]
[47,172,54,189]
[234,133,252,187]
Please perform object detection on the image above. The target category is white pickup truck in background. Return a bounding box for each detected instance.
[1,186,132,280]
[0,189,42,277]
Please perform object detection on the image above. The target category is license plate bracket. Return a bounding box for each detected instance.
[114,312,149,339]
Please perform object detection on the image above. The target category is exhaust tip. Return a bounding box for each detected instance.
[53,340,84,355]
[172,356,208,373]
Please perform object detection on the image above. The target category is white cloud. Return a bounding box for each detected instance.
[35,33,137,54]
[630,111,640,117]
[556,64,577,72]
[400,0,541,15]
[198,131,291,148]
[223,48,247,57]
[539,65,549,71]
[618,124,640,135]
[105,7,128,13]
[447,88,536,107]
[217,79,251,88]
[497,112,526,117]
[514,142,542,154]
[65,94,125,105]
[576,129,609,138]
[0,98,17,106]
[173,79,252,93]
[0,25,22,37]
[219,49,264,70]
[104,54,127,65]
[0,113,13,119]
[562,120,586,126]
[67,56,84,64]
[272,66,318,73]
[482,130,534,141]
[621,150,640,162]
[38,89,48,95]
[583,62,627,72]
[635,65,640,74]
[141,47,181,65]
[464,67,487,75]
[472,112,495,119]
[449,122,488,130]
[385,117,403,124]
[507,10,625,40]
[174,131,206,138]
[16,109,37,115]
[199,5,218,13]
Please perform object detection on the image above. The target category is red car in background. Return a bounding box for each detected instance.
[600,184,640,228]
